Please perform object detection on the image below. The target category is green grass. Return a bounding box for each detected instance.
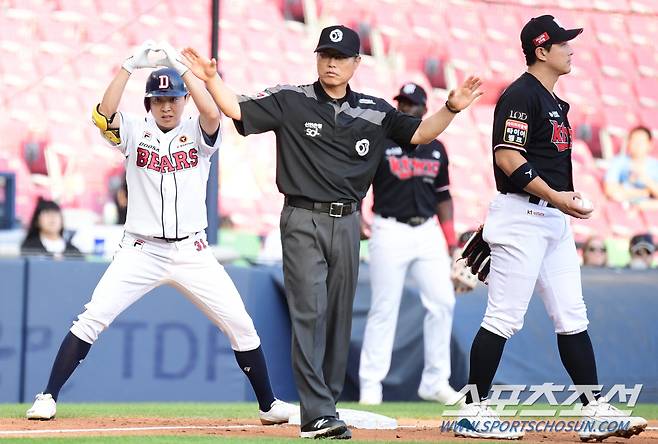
[1,402,655,443]
[1,401,656,420]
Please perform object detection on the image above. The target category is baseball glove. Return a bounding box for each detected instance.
[451,253,478,293]
[461,225,491,283]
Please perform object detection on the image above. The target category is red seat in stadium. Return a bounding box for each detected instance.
[596,47,636,79]
[632,45,658,78]
[604,201,648,237]
[633,77,658,109]
[597,77,636,107]
[589,11,632,48]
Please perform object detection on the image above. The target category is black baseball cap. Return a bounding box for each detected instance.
[314,25,360,57]
[393,82,427,106]
[630,233,655,255]
[520,15,583,55]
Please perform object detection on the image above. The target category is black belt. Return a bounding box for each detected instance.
[285,196,357,218]
[384,215,430,227]
[502,192,555,208]
[154,235,190,243]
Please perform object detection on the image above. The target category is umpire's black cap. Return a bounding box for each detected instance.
[393,82,427,107]
[314,25,360,57]
[520,15,583,55]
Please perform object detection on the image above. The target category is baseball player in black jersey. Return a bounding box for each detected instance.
[181,25,482,439]
[359,82,463,407]
[455,16,647,441]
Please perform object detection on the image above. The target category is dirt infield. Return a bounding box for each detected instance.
[0,418,656,442]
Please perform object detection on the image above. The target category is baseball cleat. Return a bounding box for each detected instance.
[26,393,56,420]
[300,416,348,439]
[418,383,467,407]
[259,399,298,425]
[578,400,647,442]
[453,402,524,440]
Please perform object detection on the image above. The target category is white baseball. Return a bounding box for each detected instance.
[579,197,594,211]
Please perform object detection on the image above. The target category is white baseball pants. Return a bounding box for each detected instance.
[481,193,589,339]
[360,215,456,394]
[70,231,261,351]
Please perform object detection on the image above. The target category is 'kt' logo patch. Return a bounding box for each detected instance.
[549,120,572,152]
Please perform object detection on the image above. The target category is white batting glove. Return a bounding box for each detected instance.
[159,41,189,76]
[122,40,158,74]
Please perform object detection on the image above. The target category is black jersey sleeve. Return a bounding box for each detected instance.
[383,107,422,146]
[434,141,451,202]
[233,87,285,136]
[492,87,534,153]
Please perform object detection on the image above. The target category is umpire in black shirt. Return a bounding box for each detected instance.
[181,25,482,439]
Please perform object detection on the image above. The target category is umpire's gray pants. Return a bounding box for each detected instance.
[280,205,360,426]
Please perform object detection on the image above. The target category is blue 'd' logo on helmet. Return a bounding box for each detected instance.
[145,67,187,97]
[144,68,187,111]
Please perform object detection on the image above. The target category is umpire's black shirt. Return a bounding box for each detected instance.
[492,72,574,193]
[372,139,451,219]
[234,81,421,202]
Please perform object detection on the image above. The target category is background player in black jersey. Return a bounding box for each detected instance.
[359,82,463,407]
[454,16,647,441]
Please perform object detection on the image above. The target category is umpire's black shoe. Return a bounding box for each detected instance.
[300,416,348,439]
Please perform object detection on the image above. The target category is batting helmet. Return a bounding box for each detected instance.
[144,68,188,111]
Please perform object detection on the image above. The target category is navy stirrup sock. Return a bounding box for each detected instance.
[44,331,92,401]
[234,346,276,411]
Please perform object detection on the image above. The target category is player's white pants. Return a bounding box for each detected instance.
[360,215,456,394]
[70,231,261,351]
[481,193,589,339]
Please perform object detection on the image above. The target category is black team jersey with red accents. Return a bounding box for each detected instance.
[371,139,450,219]
[492,72,574,193]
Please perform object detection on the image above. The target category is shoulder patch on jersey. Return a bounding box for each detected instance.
[359,98,376,105]
[503,119,528,146]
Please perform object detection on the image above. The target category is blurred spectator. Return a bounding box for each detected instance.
[22,125,50,175]
[628,233,655,270]
[21,198,81,258]
[581,236,608,267]
[605,126,658,207]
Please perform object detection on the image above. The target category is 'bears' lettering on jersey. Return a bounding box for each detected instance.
[549,120,572,152]
[388,156,440,180]
[136,147,199,173]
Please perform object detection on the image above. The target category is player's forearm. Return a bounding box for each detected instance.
[205,74,241,120]
[99,69,131,117]
[495,149,559,203]
[437,199,457,249]
[410,107,457,145]
[183,72,220,132]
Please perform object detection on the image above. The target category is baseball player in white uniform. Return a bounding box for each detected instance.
[454,17,647,441]
[359,83,462,406]
[26,41,296,424]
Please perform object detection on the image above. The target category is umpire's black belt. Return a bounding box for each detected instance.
[502,192,555,208]
[285,196,357,218]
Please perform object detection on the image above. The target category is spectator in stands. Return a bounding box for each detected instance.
[21,198,80,258]
[581,236,608,267]
[605,126,658,207]
[628,233,655,270]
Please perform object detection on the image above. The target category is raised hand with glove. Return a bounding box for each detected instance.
[121,40,164,74]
